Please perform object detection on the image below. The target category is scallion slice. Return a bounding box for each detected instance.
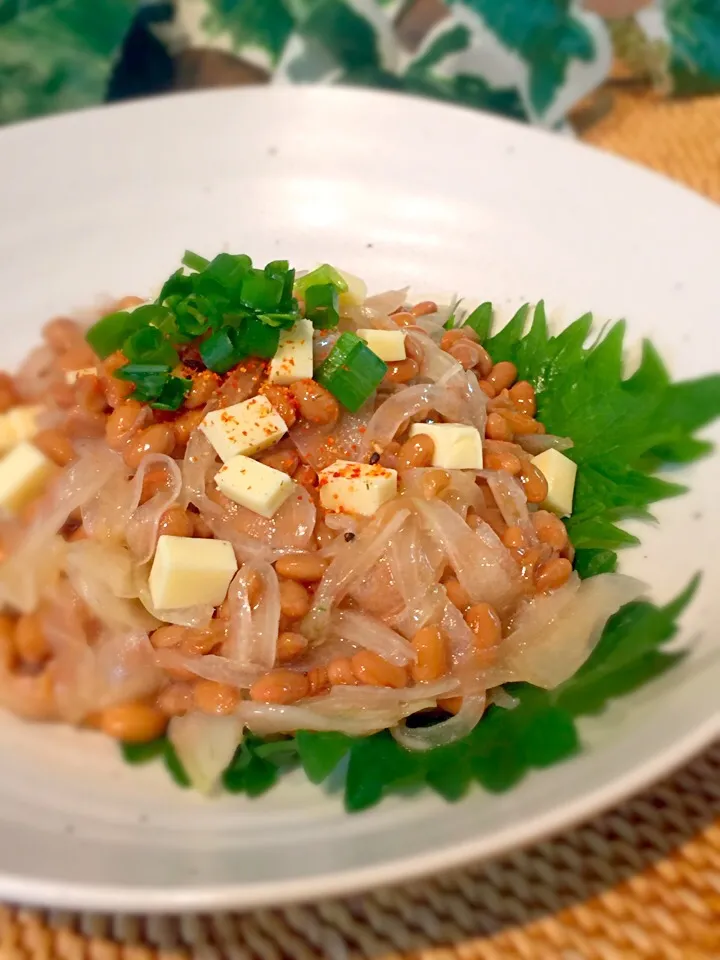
[315,331,387,412]
[238,316,281,359]
[85,310,146,359]
[304,283,340,329]
[181,250,210,272]
[123,325,179,367]
[295,264,348,297]
[240,269,284,312]
[200,328,244,374]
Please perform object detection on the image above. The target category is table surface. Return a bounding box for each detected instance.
[1,83,719,960]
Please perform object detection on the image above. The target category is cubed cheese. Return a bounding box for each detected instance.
[199,395,287,463]
[337,269,367,308]
[408,423,484,470]
[149,536,237,610]
[531,448,577,517]
[0,406,42,455]
[357,329,407,363]
[0,441,55,514]
[65,367,97,385]
[319,459,397,516]
[267,319,314,385]
[215,455,296,519]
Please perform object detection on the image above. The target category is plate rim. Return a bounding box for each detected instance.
[0,84,718,913]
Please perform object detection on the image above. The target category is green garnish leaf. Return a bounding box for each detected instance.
[163,742,191,788]
[462,301,493,340]
[295,263,348,297]
[296,730,354,784]
[315,331,387,411]
[476,304,720,570]
[120,738,167,765]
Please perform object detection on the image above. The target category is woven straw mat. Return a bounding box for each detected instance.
[1,84,720,960]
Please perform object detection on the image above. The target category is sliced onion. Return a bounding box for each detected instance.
[488,686,519,710]
[225,562,280,670]
[66,540,157,632]
[154,650,260,688]
[384,518,445,637]
[406,330,462,383]
[303,504,411,638]
[486,470,536,542]
[413,498,519,612]
[235,700,423,737]
[169,713,244,795]
[391,693,487,751]
[311,678,459,711]
[330,609,416,665]
[125,454,182,563]
[490,573,645,689]
[361,384,435,456]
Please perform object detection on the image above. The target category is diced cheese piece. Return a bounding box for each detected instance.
[149,536,237,610]
[0,406,43,456]
[65,367,97,385]
[199,395,287,463]
[531,448,577,518]
[215,455,296,519]
[408,423,484,470]
[357,329,407,363]
[338,269,367,308]
[0,441,55,514]
[319,459,397,516]
[267,319,314,386]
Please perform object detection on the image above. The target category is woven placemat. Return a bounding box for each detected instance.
[1,84,719,960]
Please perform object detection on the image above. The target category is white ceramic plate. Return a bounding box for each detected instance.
[0,87,718,913]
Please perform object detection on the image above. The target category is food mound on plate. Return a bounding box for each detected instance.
[0,253,641,793]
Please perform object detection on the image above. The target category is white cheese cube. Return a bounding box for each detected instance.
[0,441,55,514]
[64,367,97,385]
[149,536,237,610]
[338,269,367,307]
[215,455,296,519]
[319,460,398,516]
[0,406,43,455]
[267,319,314,385]
[357,329,407,363]
[531,448,577,518]
[199,395,287,463]
[408,423,484,470]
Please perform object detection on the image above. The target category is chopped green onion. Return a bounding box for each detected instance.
[463,302,493,341]
[295,264,348,297]
[123,326,179,367]
[200,328,244,374]
[85,310,146,359]
[238,316,281,359]
[181,250,210,272]
[156,269,194,305]
[315,332,387,412]
[258,311,300,329]
[173,299,212,339]
[265,260,296,309]
[240,269,284,312]
[115,363,172,402]
[150,376,191,411]
[194,253,252,300]
[304,283,340,329]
